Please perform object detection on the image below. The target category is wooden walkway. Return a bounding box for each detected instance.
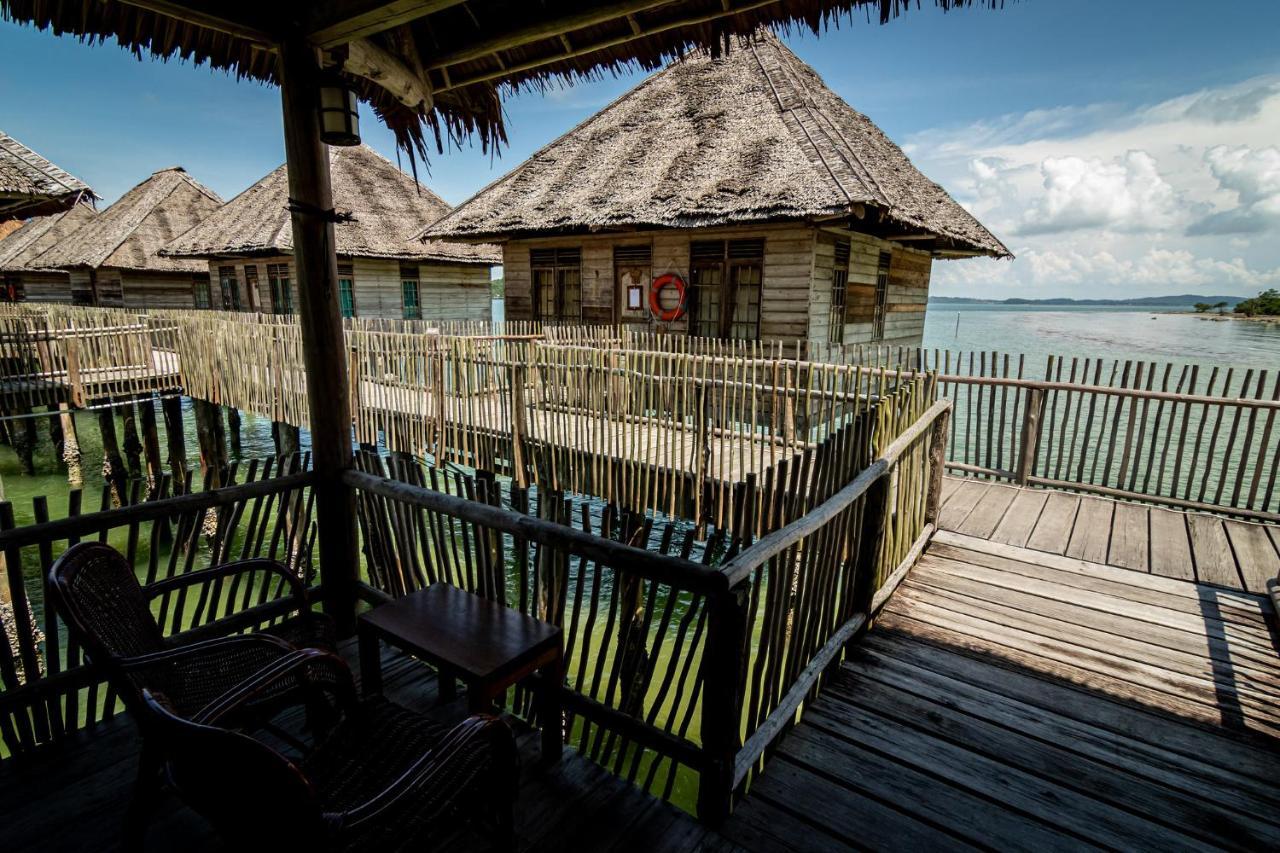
[723,530,1280,851]
[0,639,732,853]
[938,476,1280,594]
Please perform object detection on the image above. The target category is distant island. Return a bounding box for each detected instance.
[930,294,1244,307]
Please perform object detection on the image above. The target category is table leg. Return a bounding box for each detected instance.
[358,624,382,697]
[437,666,457,703]
[539,655,564,763]
[467,682,494,715]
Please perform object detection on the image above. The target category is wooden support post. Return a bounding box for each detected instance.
[924,405,952,525]
[97,408,127,506]
[272,420,301,462]
[47,404,64,462]
[697,583,749,825]
[280,35,359,635]
[121,403,143,480]
[161,396,187,495]
[57,403,81,486]
[140,399,164,498]
[192,399,226,491]
[851,473,891,617]
[12,407,37,475]
[1016,387,1045,486]
[225,406,242,455]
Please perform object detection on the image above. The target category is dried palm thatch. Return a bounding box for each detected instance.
[37,167,222,274]
[0,201,96,271]
[425,30,1007,257]
[0,1,1007,167]
[162,144,498,265]
[0,130,94,220]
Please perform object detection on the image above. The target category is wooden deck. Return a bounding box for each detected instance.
[938,475,1280,594]
[1,638,730,853]
[722,529,1280,851]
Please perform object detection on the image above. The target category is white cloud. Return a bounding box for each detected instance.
[905,76,1280,298]
[1018,151,1182,235]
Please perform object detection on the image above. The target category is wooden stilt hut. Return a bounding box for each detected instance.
[162,143,499,318]
[0,201,96,302]
[35,167,220,307]
[425,29,1010,349]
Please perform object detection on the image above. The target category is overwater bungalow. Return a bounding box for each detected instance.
[162,144,499,319]
[0,130,94,221]
[36,166,219,307]
[0,201,96,302]
[425,31,1009,347]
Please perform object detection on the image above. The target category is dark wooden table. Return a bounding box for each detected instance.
[357,583,564,761]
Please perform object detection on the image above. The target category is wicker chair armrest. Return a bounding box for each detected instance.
[146,559,307,601]
[120,632,295,670]
[341,714,518,830]
[194,648,357,725]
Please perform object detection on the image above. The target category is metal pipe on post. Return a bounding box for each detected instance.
[279,36,359,635]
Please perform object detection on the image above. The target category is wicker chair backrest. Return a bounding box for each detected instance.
[141,689,326,847]
[48,542,165,664]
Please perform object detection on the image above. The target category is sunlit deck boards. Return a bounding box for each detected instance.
[1,639,722,853]
[724,531,1280,851]
[938,476,1280,594]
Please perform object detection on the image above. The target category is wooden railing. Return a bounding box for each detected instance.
[347,377,947,820]
[0,457,316,758]
[812,344,1280,521]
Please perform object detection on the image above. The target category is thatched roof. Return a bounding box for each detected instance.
[0,2,1005,166]
[37,167,221,273]
[162,144,498,265]
[425,31,1008,258]
[0,130,94,220]
[0,202,97,272]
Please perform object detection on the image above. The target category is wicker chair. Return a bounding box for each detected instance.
[47,541,336,842]
[142,648,519,852]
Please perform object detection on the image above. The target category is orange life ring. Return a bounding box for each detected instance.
[649,273,688,322]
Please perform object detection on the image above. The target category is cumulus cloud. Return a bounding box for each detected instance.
[1017,151,1182,235]
[1187,145,1280,235]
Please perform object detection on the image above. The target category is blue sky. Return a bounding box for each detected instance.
[3,1,1279,298]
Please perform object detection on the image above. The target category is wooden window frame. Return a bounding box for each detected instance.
[829,239,850,344]
[530,248,581,323]
[266,263,292,315]
[193,276,212,309]
[688,239,764,340]
[217,265,241,311]
[873,250,891,341]
[400,262,421,320]
[243,265,259,312]
[338,263,356,318]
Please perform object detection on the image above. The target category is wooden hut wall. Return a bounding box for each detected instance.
[814,229,933,348]
[203,255,491,320]
[120,269,207,309]
[502,223,818,339]
[13,271,73,303]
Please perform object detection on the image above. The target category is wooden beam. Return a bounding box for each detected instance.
[343,38,433,110]
[307,0,466,49]
[279,36,361,636]
[115,0,277,45]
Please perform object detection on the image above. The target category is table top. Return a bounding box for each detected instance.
[359,584,561,682]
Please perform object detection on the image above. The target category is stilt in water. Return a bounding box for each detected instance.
[47,404,63,460]
[272,420,300,463]
[12,407,37,475]
[57,403,81,486]
[161,396,187,495]
[193,399,227,536]
[121,403,144,480]
[139,398,164,499]
[226,406,242,455]
[98,407,127,506]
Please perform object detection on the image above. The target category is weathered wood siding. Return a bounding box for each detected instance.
[201,256,492,321]
[503,224,817,339]
[814,229,932,348]
[121,270,201,309]
[15,271,74,304]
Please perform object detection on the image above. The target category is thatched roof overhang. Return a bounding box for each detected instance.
[161,144,499,265]
[0,130,95,220]
[0,2,1007,164]
[0,202,97,272]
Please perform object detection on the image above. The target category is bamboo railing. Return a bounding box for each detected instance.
[346,373,942,819]
[811,342,1280,521]
[0,455,316,758]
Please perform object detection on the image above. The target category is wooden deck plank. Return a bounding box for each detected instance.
[1187,514,1244,589]
[1065,496,1115,563]
[1025,491,1080,554]
[936,478,989,531]
[1224,520,1280,594]
[1149,508,1196,582]
[1107,502,1149,572]
[989,488,1049,547]
[954,483,1018,539]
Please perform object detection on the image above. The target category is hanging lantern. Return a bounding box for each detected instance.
[318,74,360,146]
